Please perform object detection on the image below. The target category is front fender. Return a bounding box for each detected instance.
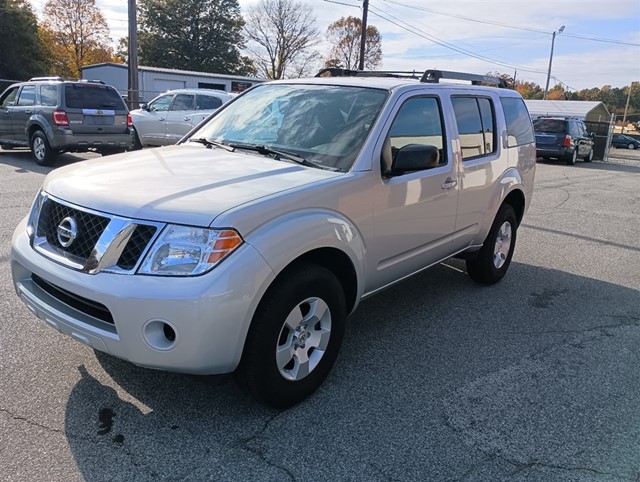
[244,209,367,305]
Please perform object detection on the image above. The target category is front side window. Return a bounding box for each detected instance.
[17,85,36,106]
[193,84,388,172]
[388,96,445,162]
[147,94,173,112]
[452,96,496,160]
[0,87,19,107]
[171,94,195,111]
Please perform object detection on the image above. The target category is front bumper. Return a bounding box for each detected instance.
[11,217,275,374]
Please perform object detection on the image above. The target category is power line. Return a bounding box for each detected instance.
[379,0,640,46]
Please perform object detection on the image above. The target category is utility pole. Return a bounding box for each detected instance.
[621,81,636,134]
[543,25,564,100]
[358,0,369,70]
[128,0,140,109]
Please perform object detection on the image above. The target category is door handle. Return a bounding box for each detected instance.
[25,110,32,114]
[158,117,165,121]
[184,116,191,121]
[441,178,457,190]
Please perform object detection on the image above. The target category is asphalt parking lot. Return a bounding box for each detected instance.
[1,147,639,482]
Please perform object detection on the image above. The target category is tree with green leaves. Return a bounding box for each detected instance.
[244,0,320,79]
[137,0,254,76]
[325,16,382,70]
[0,0,50,81]
[42,0,115,78]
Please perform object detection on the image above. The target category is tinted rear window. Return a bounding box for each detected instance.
[64,84,126,110]
[532,119,567,134]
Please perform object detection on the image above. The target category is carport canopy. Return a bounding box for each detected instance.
[525,100,610,123]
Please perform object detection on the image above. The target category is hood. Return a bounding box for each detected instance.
[43,144,341,227]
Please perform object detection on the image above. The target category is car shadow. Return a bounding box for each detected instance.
[537,156,640,173]
[62,260,640,481]
[0,149,96,173]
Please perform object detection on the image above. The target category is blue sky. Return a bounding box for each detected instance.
[31,0,640,90]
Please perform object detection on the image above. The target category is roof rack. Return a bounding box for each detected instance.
[315,68,509,89]
[28,76,64,82]
[79,79,106,84]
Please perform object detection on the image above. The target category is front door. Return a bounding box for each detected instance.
[369,95,458,292]
[0,86,19,142]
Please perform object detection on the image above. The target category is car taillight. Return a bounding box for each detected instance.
[127,113,133,127]
[563,135,572,147]
[53,110,69,126]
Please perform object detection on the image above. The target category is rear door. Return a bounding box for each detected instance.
[184,93,226,129]
[63,84,128,135]
[533,118,567,150]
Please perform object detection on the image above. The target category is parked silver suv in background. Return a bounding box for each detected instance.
[11,69,536,408]
[130,88,232,147]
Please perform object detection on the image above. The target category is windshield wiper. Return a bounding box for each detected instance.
[228,143,325,169]
[188,137,235,152]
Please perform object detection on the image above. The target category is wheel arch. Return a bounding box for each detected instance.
[503,188,526,226]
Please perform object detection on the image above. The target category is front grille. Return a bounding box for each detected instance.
[37,199,110,261]
[32,274,114,324]
[117,225,157,270]
[34,196,161,272]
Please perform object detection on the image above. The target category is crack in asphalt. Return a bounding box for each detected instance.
[238,412,297,482]
[0,407,66,435]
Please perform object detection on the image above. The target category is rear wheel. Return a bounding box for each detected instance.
[130,127,143,150]
[30,130,56,166]
[466,204,517,285]
[0,144,14,150]
[235,264,346,409]
[566,149,577,165]
[584,149,594,162]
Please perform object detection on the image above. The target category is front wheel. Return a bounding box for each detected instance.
[629,143,636,150]
[466,204,518,285]
[30,130,56,166]
[235,264,346,409]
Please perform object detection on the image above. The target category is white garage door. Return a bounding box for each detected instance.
[153,79,186,95]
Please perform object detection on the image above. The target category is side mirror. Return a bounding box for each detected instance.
[391,144,440,175]
[140,103,148,111]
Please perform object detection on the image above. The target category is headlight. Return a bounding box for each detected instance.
[138,225,243,276]
[27,189,45,240]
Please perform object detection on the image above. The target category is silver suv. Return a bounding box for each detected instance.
[0,77,134,165]
[11,69,536,408]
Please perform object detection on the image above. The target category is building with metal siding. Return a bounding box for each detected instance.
[80,63,264,102]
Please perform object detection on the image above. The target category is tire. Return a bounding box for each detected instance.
[235,264,347,409]
[629,143,636,150]
[130,127,143,151]
[30,130,56,166]
[566,149,577,165]
[100,148,126,156]
[466,204,518,285]
[584,149,593,162]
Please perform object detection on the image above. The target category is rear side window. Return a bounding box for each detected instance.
[196,95,223,110]
[64,84,126,110]
[452,96,496,160]
[39,85,58,106]
[17,85,36,106]
[502,97,535,147]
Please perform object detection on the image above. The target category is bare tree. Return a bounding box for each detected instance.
[42,0,114,78]
[325,16,382,70]
[244,0,320,79]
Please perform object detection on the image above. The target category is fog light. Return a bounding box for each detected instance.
[143,320,178,351]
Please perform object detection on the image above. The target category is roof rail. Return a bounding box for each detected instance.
[29,76,64,82]
[315,68,509,88]
[420,70,508,88]
[79,79,106,84]
[315,68,422,79]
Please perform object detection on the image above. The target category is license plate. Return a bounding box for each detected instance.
[85,116,114,126]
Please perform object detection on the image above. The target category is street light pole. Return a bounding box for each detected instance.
[543,25,564,100]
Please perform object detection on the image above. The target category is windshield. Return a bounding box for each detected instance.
[190,83,388,171]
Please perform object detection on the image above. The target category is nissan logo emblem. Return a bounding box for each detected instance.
[57,217,78,248]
